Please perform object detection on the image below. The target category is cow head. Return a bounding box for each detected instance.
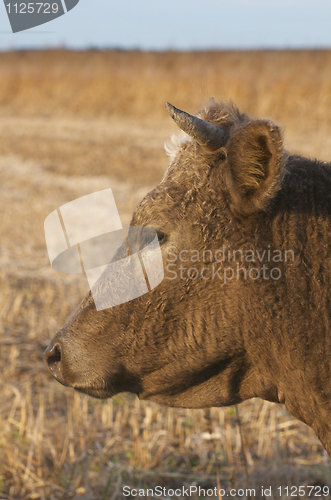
[44,100,285,409]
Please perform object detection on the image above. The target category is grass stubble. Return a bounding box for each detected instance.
[0,49,331,499]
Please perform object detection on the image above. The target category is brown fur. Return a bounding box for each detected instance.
[44,100,331,456]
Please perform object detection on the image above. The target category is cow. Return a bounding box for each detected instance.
[44,100,331,456]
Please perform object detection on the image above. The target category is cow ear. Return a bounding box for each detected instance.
[224,120,283,215]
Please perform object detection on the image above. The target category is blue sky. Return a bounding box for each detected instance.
[0,0,331,51]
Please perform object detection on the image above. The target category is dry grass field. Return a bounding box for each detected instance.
[1,49,331,499]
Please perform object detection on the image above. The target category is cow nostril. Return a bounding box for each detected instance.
[44,343,63,381]
[47,345,61,367]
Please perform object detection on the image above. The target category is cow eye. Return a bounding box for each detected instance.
[156,231,167,245]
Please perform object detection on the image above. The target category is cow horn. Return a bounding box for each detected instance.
[165,102,225,151]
